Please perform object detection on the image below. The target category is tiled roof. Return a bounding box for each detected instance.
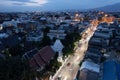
[29,58,39,69]
[23,48,38,60]
[29,46,55,69]
[34,54,45,66]
[38,46,55,63]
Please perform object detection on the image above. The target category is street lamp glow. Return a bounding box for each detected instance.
[0,24,3,30]
[105,14,108,17]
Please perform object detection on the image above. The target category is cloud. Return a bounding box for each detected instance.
[0,0,48,6]
[12,3,25,6]
[10,0,31,2]
[0,0,120,12]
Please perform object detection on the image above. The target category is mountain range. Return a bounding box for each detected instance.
[95,3,120,12]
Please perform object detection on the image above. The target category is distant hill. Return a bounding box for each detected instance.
[95,3,120,12]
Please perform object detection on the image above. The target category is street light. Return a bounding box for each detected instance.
[101,48,106,54]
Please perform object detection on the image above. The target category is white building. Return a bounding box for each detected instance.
[26,32,43,42]
[51,39,64,62]
[3,19,20,27]
[80,60,100,73]
[47,30,66,40]
[0,33,9,39]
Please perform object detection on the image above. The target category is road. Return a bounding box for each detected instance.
[51,20,98,80]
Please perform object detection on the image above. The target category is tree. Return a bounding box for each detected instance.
[0,57,37,80]
[41,35,51,46]
[113,14,119,18]
[0,57,23,80]
[61,32,81,56]
[98,17,102,22]
[8,44,23,56]
[65,16,71,20]
[55,14,60,18]
[52,37,57,43]
[43,27,50,34]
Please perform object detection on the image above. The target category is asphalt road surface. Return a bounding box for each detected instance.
[52,20,98,80]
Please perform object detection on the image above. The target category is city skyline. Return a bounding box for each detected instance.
[0,0,120,12]
[0,0,120,80]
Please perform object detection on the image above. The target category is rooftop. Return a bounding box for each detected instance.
[79,68,99,80]
[80,60,100,73]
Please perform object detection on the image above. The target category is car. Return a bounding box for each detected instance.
[58,77,61,80]
[67,63,70,66]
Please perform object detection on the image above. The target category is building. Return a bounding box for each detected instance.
[94,30,111,39]
[78,60,100,80]
[102,16,115,23]
[102,60,120,80]
[29,46,55,70]
[0,33,9,39]
[2,19,19,27]
[51,39,64,62]
[26,31,43,42]
[22,48,38,60]
[78,68,99,80]
[89,37,109,47]
[80,60,100,73]
[85,47,101,63]
[47,30,66,40]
